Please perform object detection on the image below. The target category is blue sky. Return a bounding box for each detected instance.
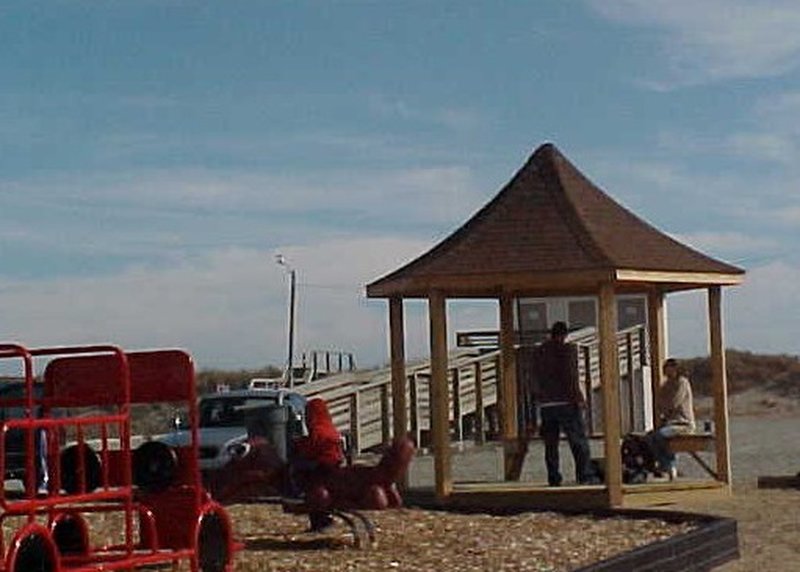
[1,1,799,369]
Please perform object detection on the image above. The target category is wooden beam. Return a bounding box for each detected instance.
[500,294,522,481]
[380,384,391,445]
[582,346,594,433]
[599,282,623,507]
[367,269,615,298]
[499,294,518,442]
[474,361,485,445]
[708,286,732,487]
[615,269,744,286]
[647,289,665,428]
[429,291,452,498]
[409,373,420,446]
[349,393,361,455]
[625,332,636,433]
[451,367,463,442]
[389,297,408,441]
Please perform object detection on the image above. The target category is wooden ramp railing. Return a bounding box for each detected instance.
[295,325,649,455]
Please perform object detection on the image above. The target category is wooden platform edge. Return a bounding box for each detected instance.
[622,482,730,508]
[757,474,800,490]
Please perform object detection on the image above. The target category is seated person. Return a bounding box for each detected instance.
[290,398,344,532]
[648,358,695,480]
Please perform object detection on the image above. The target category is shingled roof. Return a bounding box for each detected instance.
[367,143,744,298]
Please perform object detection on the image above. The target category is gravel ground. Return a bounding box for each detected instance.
[228,504,693,571]
[227,411,797,572]
[3,405,796,570]
[673,412,800,572]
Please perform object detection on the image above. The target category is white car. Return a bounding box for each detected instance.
[157,388,307,471]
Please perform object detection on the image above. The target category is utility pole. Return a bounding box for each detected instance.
[276,254,297,388]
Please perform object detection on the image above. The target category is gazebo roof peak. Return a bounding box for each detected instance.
[367,143,744,298]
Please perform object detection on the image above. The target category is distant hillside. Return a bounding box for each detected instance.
[683,350,800,399]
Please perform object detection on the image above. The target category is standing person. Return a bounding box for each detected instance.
[291,398,344,532]
[533,321,598,486]
[650,358,695,480]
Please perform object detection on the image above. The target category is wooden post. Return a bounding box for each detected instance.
[492,355,501,437]
[474,361,485,445]
[380,384,391,445]
[626,332,635,433]
[389,297,408,441]
[349,392,361,455]
[429,291,452,498]
[499,294,520,480]
[647,290,666,428]
[451,368,463,442]
[708,286,732,487]
[599,282,622,507]
[409,373,420,446]
[583,346,594,434]
[498,295,518,440]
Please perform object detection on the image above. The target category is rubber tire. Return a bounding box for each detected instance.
[133,441,177,493]
[198,512,229,572]
[52,513,88,556]
[13,534,55,572]
[60,444,102,494]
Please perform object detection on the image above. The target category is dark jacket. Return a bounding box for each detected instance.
[533,339,584,406]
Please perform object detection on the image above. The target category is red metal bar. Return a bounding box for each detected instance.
[0,343,234,570]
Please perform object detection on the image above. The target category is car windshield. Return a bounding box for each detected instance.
[0,382,43,421]
[198,396,277,428]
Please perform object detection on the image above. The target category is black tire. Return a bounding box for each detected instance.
[13,533,55,572]
[60,444,102,494]
[133,441,177,493]
[197,511,230,572]
[52,513,88,556]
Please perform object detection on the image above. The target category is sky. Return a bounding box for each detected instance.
[1,1,799,370]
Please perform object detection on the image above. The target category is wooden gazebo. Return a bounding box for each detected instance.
[366,143,744,508]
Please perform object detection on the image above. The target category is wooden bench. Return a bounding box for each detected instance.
[666,432,716,478]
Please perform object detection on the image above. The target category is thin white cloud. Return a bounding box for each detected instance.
[0,165,487,265]
[772,205,800,225]
[587,150,800,230]
[756,90,800,120]
[367,93,482,131]
[674,231,779,258]
[2,165,482,222]
[657,129,799,165]
[724,132,798,164]
[589,0,800,85]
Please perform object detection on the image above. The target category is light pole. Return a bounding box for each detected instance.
[275,254,297,388]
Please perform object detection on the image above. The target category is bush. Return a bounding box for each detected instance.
[682,350,800,398]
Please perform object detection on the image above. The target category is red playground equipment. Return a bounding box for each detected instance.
[0,343,235,572]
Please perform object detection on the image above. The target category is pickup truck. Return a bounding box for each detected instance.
[156,387,307,472]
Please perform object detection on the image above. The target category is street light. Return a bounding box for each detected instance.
[275,253,297,388]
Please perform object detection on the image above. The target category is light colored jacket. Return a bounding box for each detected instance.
[656,375,695,431]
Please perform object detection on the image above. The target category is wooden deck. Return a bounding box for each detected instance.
[406,479,730,512]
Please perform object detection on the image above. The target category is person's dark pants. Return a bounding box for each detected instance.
[539,404,595,485]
